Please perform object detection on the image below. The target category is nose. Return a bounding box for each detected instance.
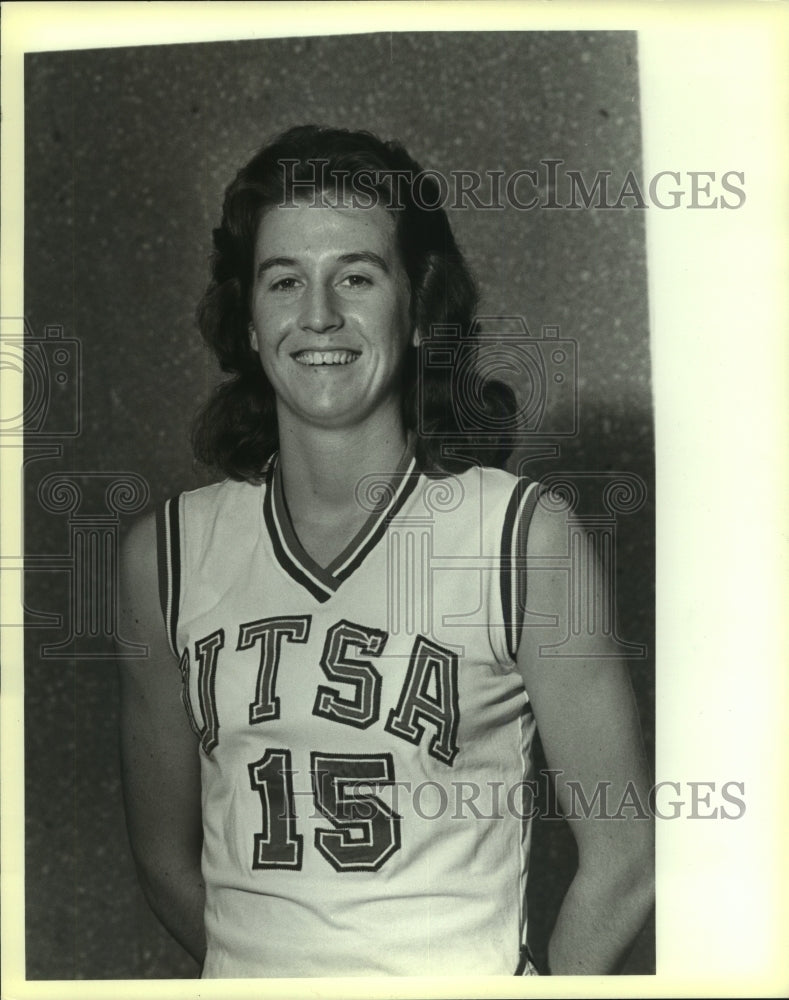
[299,281,342,335]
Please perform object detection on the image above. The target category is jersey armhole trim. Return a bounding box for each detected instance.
[156,496,181,658]
[514,943,543,976]
[500,478,543,662]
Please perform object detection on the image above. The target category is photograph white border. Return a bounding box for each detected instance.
[2,2,788,998]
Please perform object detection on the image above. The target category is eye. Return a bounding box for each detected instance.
[269,276,300,292]
[339,273,373,288]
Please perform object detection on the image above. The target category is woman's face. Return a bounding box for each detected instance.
[249,199,416,438]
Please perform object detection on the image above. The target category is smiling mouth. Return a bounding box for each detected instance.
[292,350,360,366]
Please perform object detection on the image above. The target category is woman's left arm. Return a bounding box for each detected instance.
[517,501,655,975]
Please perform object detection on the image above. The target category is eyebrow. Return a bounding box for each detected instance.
[256,250,391,278]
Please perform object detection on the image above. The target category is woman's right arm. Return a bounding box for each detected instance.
[117,511,207,968]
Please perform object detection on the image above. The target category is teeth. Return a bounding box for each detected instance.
[294,350,359,366]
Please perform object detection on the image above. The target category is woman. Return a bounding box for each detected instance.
[118,125,653,977]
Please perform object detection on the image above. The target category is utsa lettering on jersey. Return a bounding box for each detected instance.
[118,125,654,979]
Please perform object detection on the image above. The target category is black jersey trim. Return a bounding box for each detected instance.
[262,446,420,602]
[500,478,543,661]
[514,943,543,975]
[332,461,421,583]
[156,496,181,657]
[262,462,333,604]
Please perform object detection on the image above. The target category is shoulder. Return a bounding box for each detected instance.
[447,464,527,508]
[423,466,551,562]
[466,465,546,535]
[414,465,520,526]
[423,464,549,536]
[120,477,263,577]
[118,480,246,557]
[171,477,265,538]
[179,479,265,510]
[521,487,575,559]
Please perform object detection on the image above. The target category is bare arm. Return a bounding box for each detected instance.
[518,502,654,975]
[117,511,206,968]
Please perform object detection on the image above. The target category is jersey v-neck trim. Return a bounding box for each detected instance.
[261,444,422,604]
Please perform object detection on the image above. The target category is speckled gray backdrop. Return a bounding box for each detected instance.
[24,32,654,978]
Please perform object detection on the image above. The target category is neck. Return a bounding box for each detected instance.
[273,416,411,568]
[276,418,410,515]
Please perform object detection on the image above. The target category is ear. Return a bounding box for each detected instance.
[411,326,420,348]
[248,321,258,351]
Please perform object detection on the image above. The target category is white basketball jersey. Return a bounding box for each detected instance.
[157,449,544,977]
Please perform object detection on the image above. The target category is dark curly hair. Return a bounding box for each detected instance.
[193,124,516,480]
